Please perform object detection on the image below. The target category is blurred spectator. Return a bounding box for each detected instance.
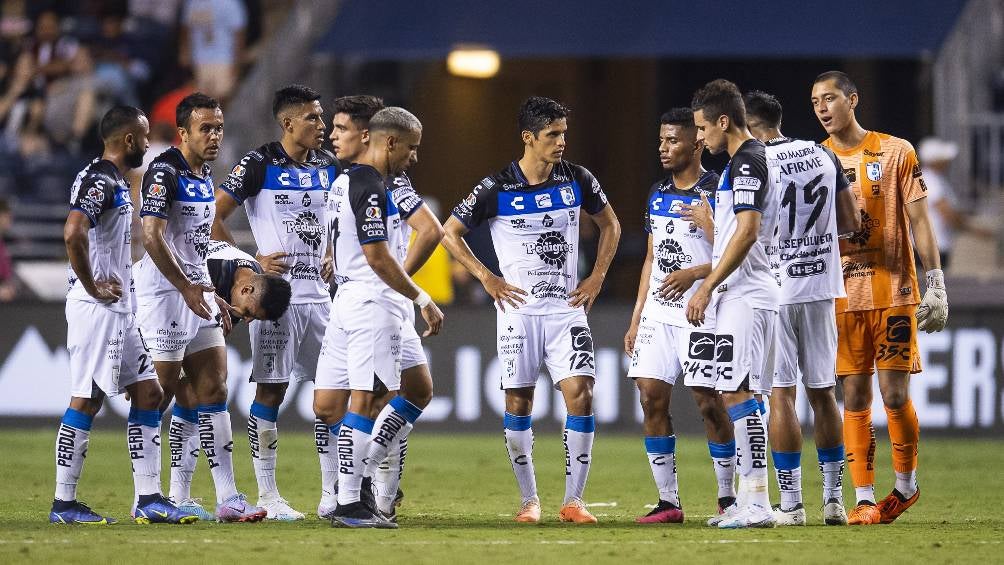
[918,137,996,269]
[149,80,193,144]
[0,197,17,301]
[179,0,246,103]
[89,12,149,107]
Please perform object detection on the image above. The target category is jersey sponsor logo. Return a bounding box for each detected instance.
[542,214,554,227]
[568,210,576,223]
[665,219,674,234]
[181,205,197,217]
[480,176,495,188]
[866,162,882,181]
[688,332,716,361]
[886,316,912,343]
[511,196,525,210]
[734,177,761,189]
[277,172,292,186]
[655,239,692,272]
[787,259,826,278]
[86,186,105,202]
[302,193,311,207]
[203,205,211,218]
[568,326,595,371]
[464,193,477,208]
[523,231,572,268]
[299,172,312,187]
[739,164,750,175]
[668,200,687,215]
[534,193,552,209]
[231,164,245,177]
[289,261,322,281]
[714,334,734,363]
[510,218,531,230]
[282,211,325,250]
[147,184,167,197]
[845,167,857,183]
[274,194,292,206]
[530,281,567,299]
[365,206,381,219]
[734,189,758,206]
[184,224,211,258]
[849,210,880,246]
[842,259,876,279]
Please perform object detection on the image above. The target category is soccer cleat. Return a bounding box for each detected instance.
[877,488,919,524]
[360,477,378,514]
[329,501,398,529]
[173,498,214,522]
[558,499,598,524]
[847,501,881,525]
[718,503,776,529]
[636,500,684,524]
[49,500,117,525]
[317,497,338,520]
[823,498,848,525]
[771,503,806,526]
[707,502,740,527]
[215,493,267,523]
[258,495,305,521]
[394,487,405,508]
[514,498,541,523]
[135,495,199,524]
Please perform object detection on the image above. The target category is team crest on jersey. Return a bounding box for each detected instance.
[559,186,575,206]
[866,162,882,181]
[148,184,166,197]
[535,193,552,209]
[319,170,329,188]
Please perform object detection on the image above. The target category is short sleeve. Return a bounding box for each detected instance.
[898,142,928,204]
[139,162,179,218]
[451,177,498,229]
[220,150,265,204]
[349,171,388,244]
[819,145,850,193]
[730,146,769,213]
[576,166,609,215]
[390,175,424,220]
[69,174,115,227]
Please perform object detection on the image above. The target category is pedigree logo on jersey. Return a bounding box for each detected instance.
[283,211,324,250]
[655,240,692,273]
[849,210,881,246]
[185,224,211,258]
[523,231,572,268]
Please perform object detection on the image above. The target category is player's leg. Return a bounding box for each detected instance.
[691,388,736,515]
[313,306,351,519]
[499,312,543,522]
[166,375,213,519]
[769,304,804,525]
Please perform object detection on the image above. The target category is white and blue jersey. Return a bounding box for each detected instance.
[451,160,608,316]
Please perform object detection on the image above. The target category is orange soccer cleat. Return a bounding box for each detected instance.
[877,489,920,524]
[558,499,598,524]
[514,498,541,523]
[847,502,882,525]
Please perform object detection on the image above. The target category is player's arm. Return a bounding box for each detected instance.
[64,211,122,303]
[686,210,760,326]
[659,263,711,301]
[625,234,654,355]
[442,216,525,311]
[403,204,445,276]
[680,192,715,244]
[906,197,948,332]
[211,189,240,244]
[822,145,860,235]
[570,204,620,312]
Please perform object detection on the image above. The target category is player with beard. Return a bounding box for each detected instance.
[52,106,197,525]
[136,93,265,522]
[625,107,737,524]
[443,96,621,524]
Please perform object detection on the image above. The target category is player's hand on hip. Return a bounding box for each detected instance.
[686,286,711,327]
[917,269,948,333]
[420,301,444,337]
[91,278,123,303]
[256,251,290,275]
[569,273,604,313]
[659,269,697,301]
[214,295,235,337]
[681,193,714,234]
[320,255,333,282]
[181,282,215,320]
[483,274,526,312]
[624,323,639,356]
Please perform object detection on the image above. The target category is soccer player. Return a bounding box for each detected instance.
[136,92,265,522]
[624,107,737,524]
[744,90,860,526]
[53,105,197,525]
[686,79,779,529]
[317,107,444,528]
[442,96,621,524]
[812,71,948,525]
[210,84,339,520]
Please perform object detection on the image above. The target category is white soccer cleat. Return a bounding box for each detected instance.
[718,503,776,529]
[823,499,848,525]
[707,503,740,527]
[771,504,806,526]
[317,496,337,520]
[258,495,305,521]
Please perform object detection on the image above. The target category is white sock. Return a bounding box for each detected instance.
[54,409,92,501]
[856,485,876,504]
[772,451,802,511]
[316,418,340,504]
[731,399,769,509]
[817,446,845,504]
[168,406,199,503]
[563,414,595,504]
[127,408,163,497]
[374,434,409,514]
[645,435,679,506]
[336,413,373,506]
[503,413,538,503]
[364,397,422,477]
[709,441,737,502]
[248,402,279,499]
[895,470,918,498]
[199,404,238,504]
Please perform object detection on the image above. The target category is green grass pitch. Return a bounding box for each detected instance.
[0,428,1001,564]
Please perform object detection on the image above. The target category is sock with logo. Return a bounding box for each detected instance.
[54,408,93,501]
[563,414,595,504]
[885,399,919,498]
[709,440,737,502]
[772,450,802,511]
[364,396,422,478]
[248,401,280,499]
[128,407,162,498]
[730,399,769,509]
[336,412,373,506]
[316,418,340,505]
[168,405,199,503]
[645,435,679,506]
[198,403,238,505]
[844,408,876,503]
[817,445,845,504]
[374,435,409,514]
[503,412,538,503]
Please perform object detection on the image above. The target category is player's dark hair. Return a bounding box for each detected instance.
[99,105,145,140]
[660,107,695,128]
[691,79,746,129]
[332,95,385,128]
[272,84,321,118]
[743,90,783,129]
[176,92,220,129]
[518,96,569,137]
[814,71,858,96]
[259,274,292,321]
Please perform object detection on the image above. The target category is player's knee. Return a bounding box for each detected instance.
[137,383,164,411]
[255,382,288,407]
[806,387,837,411]
[69,396,103,416]
[638,390,669,417]
[881,387,909,409]
[196,380,228,405]
[564,385,593,415]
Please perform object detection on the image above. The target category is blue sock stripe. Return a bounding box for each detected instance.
[389,396,423,424]
[197,403,227,414]
[61,408,93,431]
[817,445,845,463]
[128,408,161,428]
[249,401,279,422]
[644,435,676,455]
[565,414,595,433]
[756,400,767,415]
[343,412,374,434]
[171,405,199,424]
[727,399,760,422]
[708,440,736,458]
[503,412,532,431]
[328,418,343,437]
[772,450,801,470]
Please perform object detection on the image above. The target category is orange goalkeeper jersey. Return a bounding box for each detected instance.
[823,131,928,313]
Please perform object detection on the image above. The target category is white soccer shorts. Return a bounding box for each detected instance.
[496,309,596,390]
[136,288,222,361]
[399,310,428,371]
[774,299,837,389]
[249,302,330,383]
[315,287,402,392]
[66,300,157,398]
[627,315,716,388]
[713,296,777,394]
